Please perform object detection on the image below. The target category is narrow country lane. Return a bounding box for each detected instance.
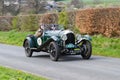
[0,44,120,80]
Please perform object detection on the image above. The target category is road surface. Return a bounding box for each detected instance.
[0,44,120,80]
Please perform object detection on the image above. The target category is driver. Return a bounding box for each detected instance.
[34,24,44,38]
[51,24,56,30]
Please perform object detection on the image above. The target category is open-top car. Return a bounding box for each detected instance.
[23,24,92,61]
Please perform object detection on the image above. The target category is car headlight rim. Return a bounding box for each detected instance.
[61,35,67,41]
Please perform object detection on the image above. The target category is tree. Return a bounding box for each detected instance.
[29,0,47,14]
[0,0,3,15]
[3,0,20,15]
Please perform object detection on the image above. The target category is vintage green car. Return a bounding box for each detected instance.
[23,24,92,61]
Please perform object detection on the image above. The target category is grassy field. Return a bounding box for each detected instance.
[58,0,120,6]
[59,0,120,3]
[0,66,47,80]
[0,30,120,58]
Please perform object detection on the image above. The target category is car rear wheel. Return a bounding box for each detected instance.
[80,40,92,59]
[24,40,33,57]
[49,42,60,61]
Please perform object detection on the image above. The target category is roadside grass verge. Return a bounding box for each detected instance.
[92,35,120,58]
[0,66,47,80]
[0,30,34,46]
[0,30,120,58]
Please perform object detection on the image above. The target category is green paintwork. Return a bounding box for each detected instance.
[26,36,38,48]
[25,28,92,49]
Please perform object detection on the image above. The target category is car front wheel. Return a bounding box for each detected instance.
[49,42,60,61]
[24,40,33,57]
[80,40,92,59]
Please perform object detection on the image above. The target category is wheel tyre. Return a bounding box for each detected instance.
[49,42,60,61]
[81,41,92,59]
[24,40,33,57]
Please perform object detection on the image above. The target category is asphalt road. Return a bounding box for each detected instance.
[0,44,120,80]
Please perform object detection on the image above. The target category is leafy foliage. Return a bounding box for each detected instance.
[58,11,69,29]
[76,8,120,37]
[0,16,12,31]
[20,15,39,31]
[12,16,19,30]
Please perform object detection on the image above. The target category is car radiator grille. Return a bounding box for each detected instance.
[65,33,75,45]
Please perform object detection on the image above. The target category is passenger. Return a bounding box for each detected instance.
[34,24,44,38]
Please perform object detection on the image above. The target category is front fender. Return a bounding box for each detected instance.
[77,35,92,44]
[23,36,35,48]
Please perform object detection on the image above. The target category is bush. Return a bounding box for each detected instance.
[20,15,39,31]
[76,9,94,34]
[41,13,58,24]
[12,16,20,30]
[1,8,120,37]
[58,11,69,29]
[75,8,120,37]
[0,16,13,31]
[67,11,77,30]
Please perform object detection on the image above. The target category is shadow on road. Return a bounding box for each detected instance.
[32,54,50,59]
[31,52,96,62]
[58,56,96,62]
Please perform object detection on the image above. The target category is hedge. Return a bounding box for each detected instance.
[0,16,13,31]
[76,8,120,37]
[0,8,120,37]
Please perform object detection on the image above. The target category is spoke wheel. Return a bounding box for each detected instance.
[24,40,33,57]
[80,41,92,59]
[49,42,60,61]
